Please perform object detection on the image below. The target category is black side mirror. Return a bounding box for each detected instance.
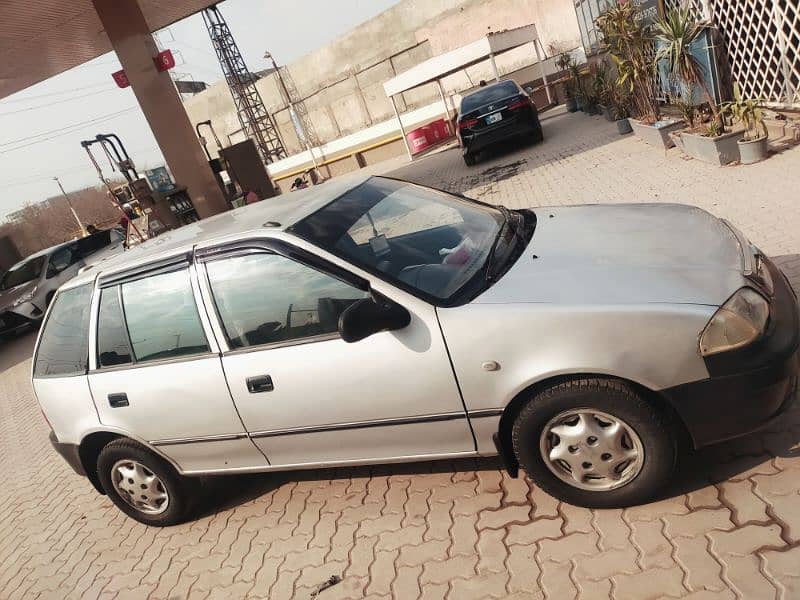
[338,295,411,343]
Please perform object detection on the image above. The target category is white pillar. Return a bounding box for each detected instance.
[534,38,553,106]
[435,79,453,135]
[390,95,413,160]
[489,53,500,81]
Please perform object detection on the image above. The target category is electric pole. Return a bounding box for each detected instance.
[264,51,321,176]
[54,177,87,238]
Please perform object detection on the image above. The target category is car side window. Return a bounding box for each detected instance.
[96,288,133,367]
[120,269,209,363]
[34,284,93,377]
[205,252,368,350]
[47,247,73,277]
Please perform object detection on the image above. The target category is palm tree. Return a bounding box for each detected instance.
[653,5,720,126]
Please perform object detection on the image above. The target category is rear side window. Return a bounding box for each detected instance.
[120,269,209,363]
[34,284,93,377]
[97,289,133,367]
[460,81,519,113]
[205,252,367,349]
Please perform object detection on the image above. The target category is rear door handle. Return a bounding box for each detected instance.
[246,375,274,393]
[108,393,129,408]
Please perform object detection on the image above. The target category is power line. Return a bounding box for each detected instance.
[0,82,114,104]
[0,87,120,117]
[0,107,138,148]
[0,107,139,155]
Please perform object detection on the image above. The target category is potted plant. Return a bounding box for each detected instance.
[569,60,587,111]
[722,83,769,164]
[557,52,579,112]
[596,3,685,149]
[591,64,614,121]
[654,6,742,165]
[610,86,633,135]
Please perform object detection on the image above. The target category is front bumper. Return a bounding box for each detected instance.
[49,430,86,476]
[0,303,43,336]
[662,261,799,448]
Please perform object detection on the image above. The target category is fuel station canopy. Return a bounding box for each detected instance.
[0,0,217,99]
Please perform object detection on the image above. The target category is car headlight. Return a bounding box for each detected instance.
[11,288,36,308]
[700,288,769,356]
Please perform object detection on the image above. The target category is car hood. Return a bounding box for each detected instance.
[474,204,746,306]
[0,280,38,312]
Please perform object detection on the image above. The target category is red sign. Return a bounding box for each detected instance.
[154,49,175,72]
[112,69,130,88]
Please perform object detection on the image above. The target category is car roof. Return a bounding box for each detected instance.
[7,239,76,270]
[66,173,371,288]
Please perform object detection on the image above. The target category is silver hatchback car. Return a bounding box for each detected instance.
[33,176,799,526]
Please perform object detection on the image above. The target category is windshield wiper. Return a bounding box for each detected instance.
[484,206,512,281]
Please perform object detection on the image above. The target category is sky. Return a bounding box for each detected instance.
[0,0,400,220]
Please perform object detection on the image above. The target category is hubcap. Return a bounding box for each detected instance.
[538,409,644,492]
[111,460,169,515]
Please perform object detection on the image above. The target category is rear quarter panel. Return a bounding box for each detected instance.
[33,376,100,445]
[437,302,716,412]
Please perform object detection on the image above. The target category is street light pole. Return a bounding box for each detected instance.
[264,51,320,176]
[53,177,87,237]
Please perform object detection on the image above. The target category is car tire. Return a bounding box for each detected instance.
[97,438,196,526]
[530,124,544,143]
[512,378,676,508]
[464,152,477,166]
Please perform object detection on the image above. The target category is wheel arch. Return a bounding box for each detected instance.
[494,373,692,476]
[78,429,183,494]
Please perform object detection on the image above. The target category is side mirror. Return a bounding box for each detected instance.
[338,295,411,343]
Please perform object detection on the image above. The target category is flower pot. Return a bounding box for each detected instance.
[673,129,744,165]
[600,105,615,122]
[738,136,769,165]
[616,118,633,135]
[566,97,578,112]
[576,97,585,111]
[630,118,686,149]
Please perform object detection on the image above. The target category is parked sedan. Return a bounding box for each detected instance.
[457,80,543,166]
[0,229,124,339]
[33,176,798,525]
[0,241,84,338]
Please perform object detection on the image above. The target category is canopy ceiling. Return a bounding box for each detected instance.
[383,24,539,97]
[0,0,217,99]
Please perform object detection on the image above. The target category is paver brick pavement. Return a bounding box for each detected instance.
[1,108,800,598]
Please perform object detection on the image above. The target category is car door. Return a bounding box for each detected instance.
[86,260,268,473]
[197,241,475,467]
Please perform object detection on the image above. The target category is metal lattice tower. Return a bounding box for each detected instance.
[202,5,286,163]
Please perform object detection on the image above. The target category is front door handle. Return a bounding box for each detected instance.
[108,393,129,408]
[246,375,274,393]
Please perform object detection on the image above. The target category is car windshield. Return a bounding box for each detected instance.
[0,255,46,291]
[290,178,506,302]
[460,81,519,113]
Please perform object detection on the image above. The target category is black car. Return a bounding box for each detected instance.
[457,80,543,166]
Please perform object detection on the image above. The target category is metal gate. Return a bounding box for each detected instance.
[664,0,800,106]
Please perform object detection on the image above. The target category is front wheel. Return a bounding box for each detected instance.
[512,378,676,508]
[97,439,195,526]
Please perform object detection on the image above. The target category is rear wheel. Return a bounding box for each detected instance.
[530,123,544,143]
[97,438,195,526]
[464,152,477,166]
[512,378,676,507]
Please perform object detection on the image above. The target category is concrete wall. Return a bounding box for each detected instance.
[183,0,581,172]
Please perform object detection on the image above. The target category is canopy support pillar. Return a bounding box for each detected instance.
[534,39,553,106]
[489,53,500,81]
[435,79,453,134]
[390,95,413,160]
